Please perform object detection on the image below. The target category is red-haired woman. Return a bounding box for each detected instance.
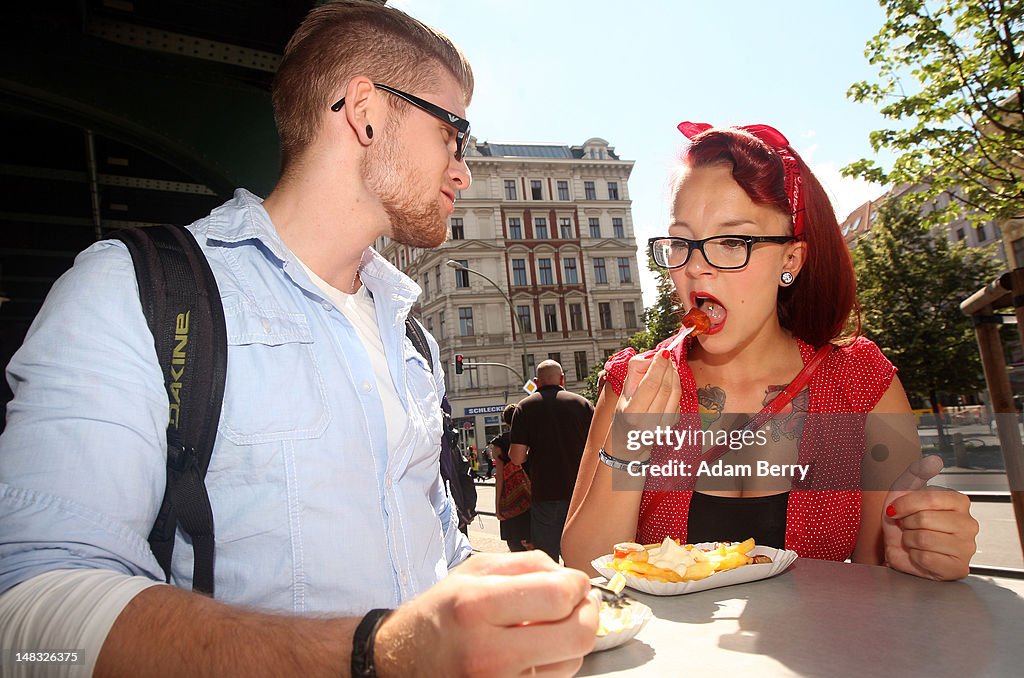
[562,123,978,581]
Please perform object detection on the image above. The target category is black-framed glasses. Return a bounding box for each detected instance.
[648,235,797,270]
[331,83,471,161]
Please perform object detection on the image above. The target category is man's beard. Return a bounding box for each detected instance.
[362,128,448,249]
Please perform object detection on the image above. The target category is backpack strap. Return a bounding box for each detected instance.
[403,316,475,526]
[112,225,227,597]
[404,316,433,374]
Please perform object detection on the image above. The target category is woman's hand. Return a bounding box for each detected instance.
[609,348,682,463]
[882,455,979,581]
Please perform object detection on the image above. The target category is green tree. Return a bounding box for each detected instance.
[845,0,1024,227]
[580,261,682,402]
[624,263,684,354]
[853,197,1003,450]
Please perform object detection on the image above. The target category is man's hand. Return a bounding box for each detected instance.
[882,455,978,581]
[375,552,599,677]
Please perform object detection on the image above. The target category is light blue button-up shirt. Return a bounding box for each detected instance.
[0,189,470,614]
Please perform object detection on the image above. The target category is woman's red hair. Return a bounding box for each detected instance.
[682,127,860,347]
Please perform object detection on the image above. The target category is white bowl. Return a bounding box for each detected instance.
[592,599,653,652]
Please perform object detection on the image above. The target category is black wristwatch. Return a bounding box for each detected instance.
[351,608,394,678]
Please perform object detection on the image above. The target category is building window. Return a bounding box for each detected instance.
[454,259,470,288]
[512,259,528,286]
[574,350,589,381]
[613,218,624,238]
[548,352,561,364]
[531,179,543,200]
[423,273,430,297]
[534,217,549,239]
[1013,238,1024,267]
[623,301,637,329]
[569,303,584,331]
[599,302,613,329]
[434,264,441,291]
[538,258,554,285]
[608,182,620,200]
[559,217,573,239]
[508,217,523,239]
[544,304,558,332]
[451,217,464,240]
[439,313,446,338]
[589,218,601,238]
[956,228,966,242]
[593,258,608,284]
[516,305,533,333]
[618,257,632,283]
[522,354,536,378]
[504,179,517,200]
[459,307,474,336]
[563,257,579,284]
[976,224,987,241]
[584,181,596,200]
[426,316,433,332]
[557,180,569,201]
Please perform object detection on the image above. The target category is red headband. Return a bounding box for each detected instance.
[677,121,805,239]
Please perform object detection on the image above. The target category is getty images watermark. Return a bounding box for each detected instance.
[622,425,810,480]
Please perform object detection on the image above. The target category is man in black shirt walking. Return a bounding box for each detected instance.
[509,360,594,561]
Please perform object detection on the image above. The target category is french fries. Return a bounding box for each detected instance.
[610,537,767,582]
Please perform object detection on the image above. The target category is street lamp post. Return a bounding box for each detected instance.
[446,259,530,385]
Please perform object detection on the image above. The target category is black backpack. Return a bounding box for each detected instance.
[113,224,469,596]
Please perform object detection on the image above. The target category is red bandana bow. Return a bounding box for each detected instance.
[677,121,805,239]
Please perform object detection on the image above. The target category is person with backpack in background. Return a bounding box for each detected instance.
[0,2,598,675]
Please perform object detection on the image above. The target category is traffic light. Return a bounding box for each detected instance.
[455,354,464,374]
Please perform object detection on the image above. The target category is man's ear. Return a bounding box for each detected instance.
[339,76,378,146]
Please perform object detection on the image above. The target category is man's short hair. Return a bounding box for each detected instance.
[272,0,474,170]
[536,360,564,386]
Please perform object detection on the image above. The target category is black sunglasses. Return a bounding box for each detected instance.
[648,235,797,270]
[331,83,471,161]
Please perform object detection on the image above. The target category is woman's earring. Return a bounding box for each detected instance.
[780,271,795,286]
[365,124,374,139]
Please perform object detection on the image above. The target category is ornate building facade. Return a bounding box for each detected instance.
[378,137,644,448]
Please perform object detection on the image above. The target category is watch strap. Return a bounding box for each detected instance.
[351,608,393,678]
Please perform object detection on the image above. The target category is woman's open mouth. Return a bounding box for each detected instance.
[690,292,727,335]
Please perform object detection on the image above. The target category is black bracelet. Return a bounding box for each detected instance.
[351,608,394,678]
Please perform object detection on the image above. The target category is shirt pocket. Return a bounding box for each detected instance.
[219,301,330,444]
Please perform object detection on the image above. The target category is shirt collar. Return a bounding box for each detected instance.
[204,188,421,308]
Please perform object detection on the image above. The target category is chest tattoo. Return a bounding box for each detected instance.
[763,384,810,441]
[697,384,726,429]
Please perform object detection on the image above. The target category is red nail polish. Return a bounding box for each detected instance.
[660,349,670,359]
[885,504,896,517]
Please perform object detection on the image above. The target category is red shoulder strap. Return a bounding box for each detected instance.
[697,344,832,465]
[637,344,833,531]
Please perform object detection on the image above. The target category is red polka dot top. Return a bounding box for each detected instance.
[603,335,896,561]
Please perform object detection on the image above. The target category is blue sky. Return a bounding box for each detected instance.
[391,0,896,304]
